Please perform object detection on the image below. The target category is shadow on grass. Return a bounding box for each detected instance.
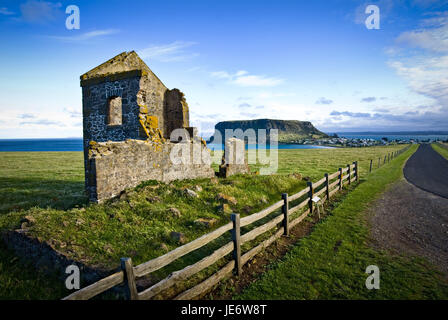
[0,177,87,214]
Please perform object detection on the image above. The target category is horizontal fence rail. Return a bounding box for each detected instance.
[63,145,410,301]
[368,145,411,173]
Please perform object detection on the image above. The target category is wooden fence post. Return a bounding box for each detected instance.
[354,161,358,182]
[347,164,351,185]
[338,168,343,190]
[282,193,289,236]
[324,173,330,200]
[307,181,314,214]
[121,258,138,300]
[230,213,242,276]
[378,157,380,168]
[369,159,372,173]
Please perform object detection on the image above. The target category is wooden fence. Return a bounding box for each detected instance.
[63,145,410,300]
[368,145,411,173]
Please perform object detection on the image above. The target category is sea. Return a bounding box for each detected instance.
[337,132,448,142]
[0,138,83,152]
[0,139,334,152]
[1,132,447,152]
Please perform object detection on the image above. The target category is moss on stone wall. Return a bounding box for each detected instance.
[138,110,165,151]
[80,70,143,87]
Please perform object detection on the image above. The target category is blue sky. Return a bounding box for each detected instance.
[0,0,447,138]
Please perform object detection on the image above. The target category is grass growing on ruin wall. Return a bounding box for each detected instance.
[236,145,448,299]
[0,144,407,299]
[1,174,307,268]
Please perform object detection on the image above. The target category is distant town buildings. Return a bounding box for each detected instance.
[289,136,435,147]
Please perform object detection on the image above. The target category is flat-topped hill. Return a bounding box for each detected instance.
[211,119,328,143]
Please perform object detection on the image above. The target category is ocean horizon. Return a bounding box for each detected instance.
[1,132,447,152]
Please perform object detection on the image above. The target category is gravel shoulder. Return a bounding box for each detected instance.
[368,179,448,274]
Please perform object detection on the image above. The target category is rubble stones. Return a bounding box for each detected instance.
[194,218,218,228]
[170,232,186,244]
[185,189,199,198]
[168,207,182,218]
[216,193,237,205]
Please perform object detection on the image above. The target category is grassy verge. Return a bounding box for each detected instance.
[432,143,448,160]
[0,144,407,299]
[237,144,448,299]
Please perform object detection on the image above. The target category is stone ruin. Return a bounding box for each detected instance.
[81,51,215,202]
[219,138,250,177]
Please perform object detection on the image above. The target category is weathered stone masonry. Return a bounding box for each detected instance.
[81,51,214,202]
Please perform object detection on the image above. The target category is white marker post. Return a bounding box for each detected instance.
[312,196,324,219]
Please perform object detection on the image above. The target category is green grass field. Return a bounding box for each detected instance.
[237,145,448,299]
[432,143,448,160]
[0,152,86,214]
[0,145,409,299]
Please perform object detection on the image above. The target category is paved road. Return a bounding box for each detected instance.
[404,144,448,199]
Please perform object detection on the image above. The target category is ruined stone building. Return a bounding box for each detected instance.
[81,51,215,202]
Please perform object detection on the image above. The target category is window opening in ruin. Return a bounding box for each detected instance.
[108,96,122,125]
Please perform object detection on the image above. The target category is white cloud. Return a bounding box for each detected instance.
[0,110,83,135]
[19,0,62,23]
[396,17,448,53]
[322,108,448,131]
[388,11,448,110]
[210,70,283,87]
[389,55,448,106]
[0,7,14,15]
[20,119,59,126]
[361,97,377,103]
[64,107,82,118]
[234,75,283,87]
[210,71,232,79]
[138,41,198,62]
[49,29,119,42]
[18,113,36,119]
[316,97,333,105]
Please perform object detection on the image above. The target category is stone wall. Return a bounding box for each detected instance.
[219,138,250,177]
[80,51,199,202]
[82,75,142,146]
[87,139,215,202]
[164,88,190,139]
